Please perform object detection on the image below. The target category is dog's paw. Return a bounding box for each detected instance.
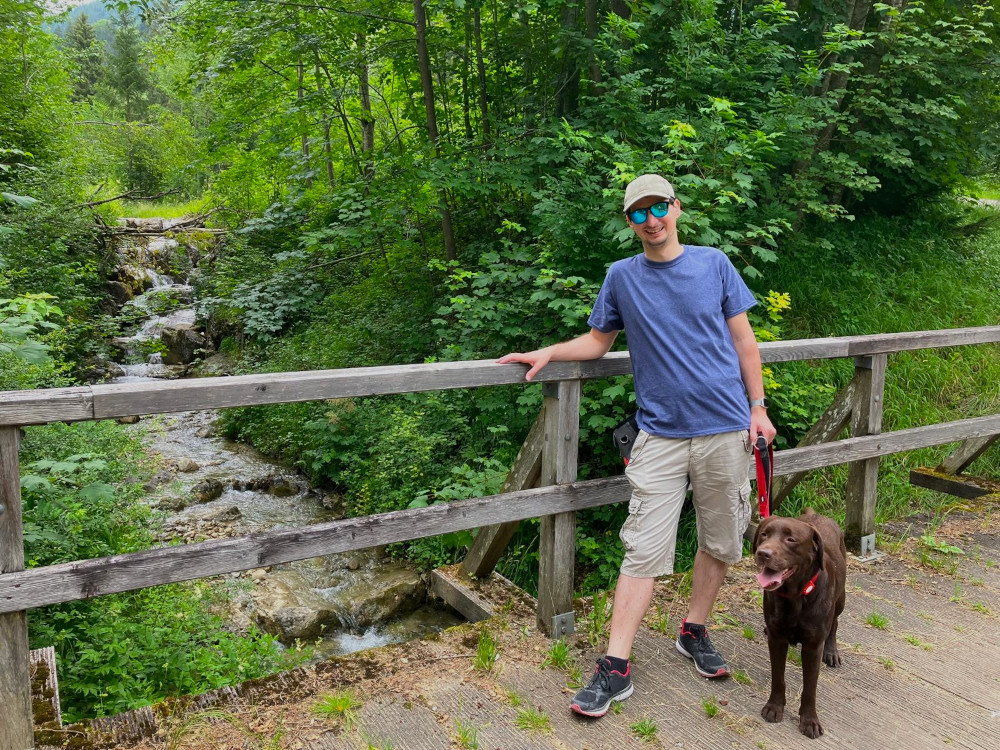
[799,715,823,738]
[761,702,784,723]
[823,645,841,667]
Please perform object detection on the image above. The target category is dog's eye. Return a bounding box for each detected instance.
[786,537,796,544]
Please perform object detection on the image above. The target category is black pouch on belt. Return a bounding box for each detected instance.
[612,413,639,463]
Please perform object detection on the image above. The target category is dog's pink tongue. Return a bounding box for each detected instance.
[756,569,784,588]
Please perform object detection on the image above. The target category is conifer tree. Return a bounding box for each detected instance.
[65,13,103,102]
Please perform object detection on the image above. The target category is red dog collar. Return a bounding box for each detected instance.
[775,571,821,599]
[801,571,820,597]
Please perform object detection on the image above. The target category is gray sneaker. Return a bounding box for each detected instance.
[676,620,730,678]
[570,658,634,717]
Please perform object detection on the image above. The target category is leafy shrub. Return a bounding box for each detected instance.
[21,422,298,721]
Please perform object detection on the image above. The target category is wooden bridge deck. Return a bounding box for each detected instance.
[67,506,1000,750]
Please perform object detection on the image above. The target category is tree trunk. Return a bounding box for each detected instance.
[313,57,335,188]
[474,7,490,143]
[554,1,580,119]
[413,0,457,261]
[357,33,375,176]
[297,60,313,189]
[585,0,603,96]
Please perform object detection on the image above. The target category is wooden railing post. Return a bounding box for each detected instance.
[537,380,580,637]
[460,410,545,579]
[845,354,887,556]
[1,426,33,750]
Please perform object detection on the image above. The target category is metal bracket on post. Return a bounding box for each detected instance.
[853,355,874,370]
[551,612,575,638]
[850,533,884,563]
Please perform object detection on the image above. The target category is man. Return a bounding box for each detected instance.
[497,174,776,717]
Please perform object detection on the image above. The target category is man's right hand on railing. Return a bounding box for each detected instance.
[497,329,619,381]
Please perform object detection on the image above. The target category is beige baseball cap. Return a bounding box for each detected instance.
[623,174,675,212]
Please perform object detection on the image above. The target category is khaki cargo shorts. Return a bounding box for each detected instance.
[619,429,753,578]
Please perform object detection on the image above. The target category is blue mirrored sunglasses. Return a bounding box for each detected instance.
[625,198,674,224]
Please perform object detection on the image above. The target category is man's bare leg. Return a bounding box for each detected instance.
[606,573,655,659]
[686,550,728,624]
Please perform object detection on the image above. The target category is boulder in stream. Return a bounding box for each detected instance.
[191,478,225,503]
[252,566,426,645]
[160,324,207,365]
[269,477,300,497]
[176,457,200,473]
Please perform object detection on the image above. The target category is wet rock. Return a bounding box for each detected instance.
[160,324,207,366]
[339,569,426,627]
[157,496,189,512]
[192,478,225,503]
[195,425,217,439]
[106,280,134,306]
[321,493,346,516]
[269,477,300,498]
[189,351,236,378]
[143,469,175,492]
[176,457,200,473]
[253,572,339,643]
[117,416,140,425]
[250,569,267,582]
[200,504,241,523]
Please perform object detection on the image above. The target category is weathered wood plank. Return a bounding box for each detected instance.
[0,427,33,750]
[537,381,580,635]
[429,569,494,622]
[0,476,633,614]
[937,434,1000,475]
[3,411,1000,614]
[846,326,1000,356]
[771,379,856,508]
[2,327,999,427]
[774,413,1000,476]
[460,409,545,579]
[845,354,887,552]
[0,386,93,427]
[909,468,997,500]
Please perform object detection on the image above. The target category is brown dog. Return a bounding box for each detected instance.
[752,509,846,738]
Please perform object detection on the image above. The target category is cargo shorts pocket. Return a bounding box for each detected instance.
[619,495,645,552]
[736,479,752,537]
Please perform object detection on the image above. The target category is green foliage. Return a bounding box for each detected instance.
[0,292,63,364]
[21,422,299,722]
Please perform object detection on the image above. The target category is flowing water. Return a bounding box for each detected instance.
[107,228,463,658]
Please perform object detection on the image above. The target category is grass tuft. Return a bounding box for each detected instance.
[514,705,552,734]
[473,625,499,672]
[865,610,890,630]
[630,717,659,741]
[312,690,362,730]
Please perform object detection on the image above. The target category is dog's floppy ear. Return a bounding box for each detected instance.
[810,525,825,576]
[752,517,770,554]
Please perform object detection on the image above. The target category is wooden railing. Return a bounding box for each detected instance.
[1,325,1000,749]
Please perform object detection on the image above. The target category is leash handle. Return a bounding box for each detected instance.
[753,435,774,519]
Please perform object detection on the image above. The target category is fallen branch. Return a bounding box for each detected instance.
[76,188,181,209]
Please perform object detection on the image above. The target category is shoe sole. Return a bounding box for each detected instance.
[570,683,634,718]
[675,639,730,678]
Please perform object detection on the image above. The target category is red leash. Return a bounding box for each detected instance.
[753,435,774,519]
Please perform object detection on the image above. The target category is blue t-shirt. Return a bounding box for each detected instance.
[588,245,757,438]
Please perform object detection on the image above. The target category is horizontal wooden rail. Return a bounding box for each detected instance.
[1,326,998,427]
[1,411,997,615]
[0,478,632,614]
